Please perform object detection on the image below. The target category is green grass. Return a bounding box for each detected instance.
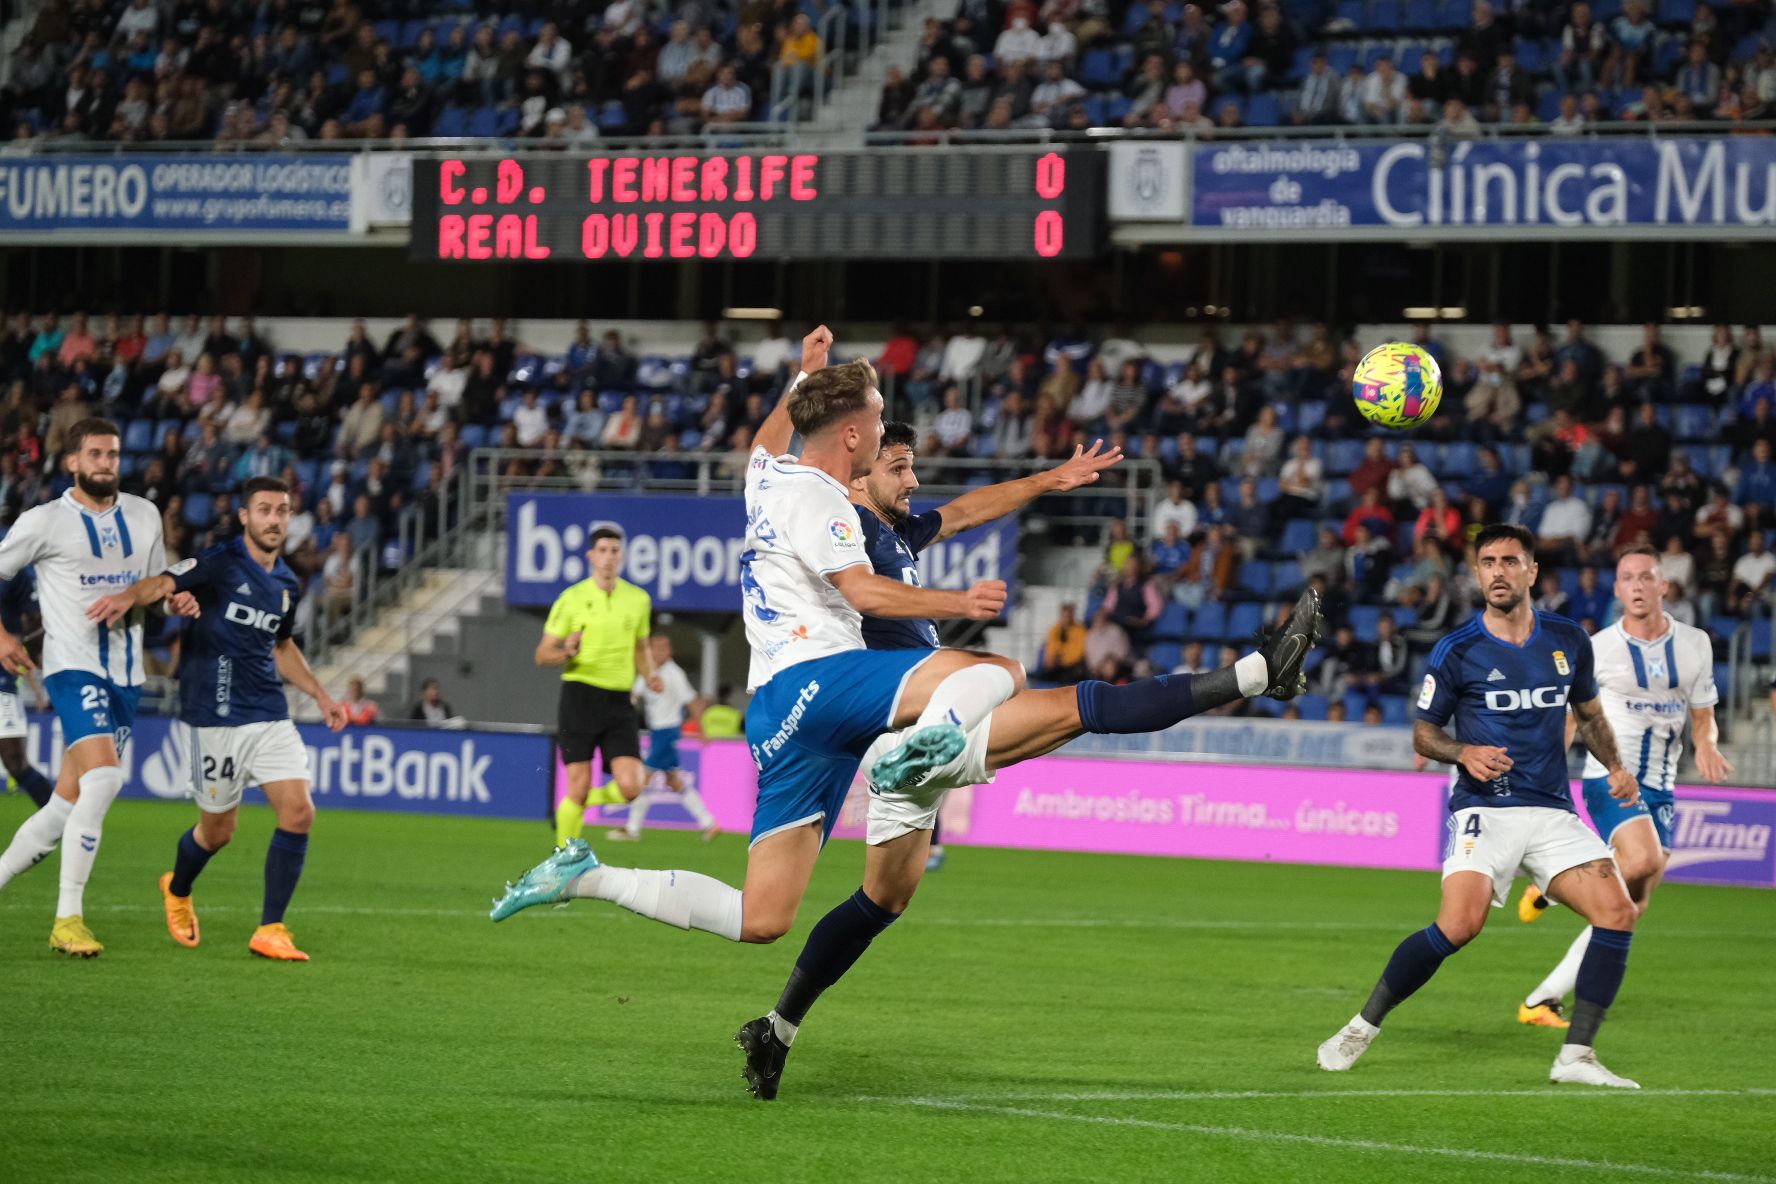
[1,797,1773,1184]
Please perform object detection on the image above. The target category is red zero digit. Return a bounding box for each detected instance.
[1034,210,1064,257]
[1035,152,1066,199]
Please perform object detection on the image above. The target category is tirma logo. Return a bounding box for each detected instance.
[511,497,747,603]
[1668,800,1772,870]
[1483,686,1570,711]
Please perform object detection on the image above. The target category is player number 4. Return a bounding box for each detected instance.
[1463,814,1482,837]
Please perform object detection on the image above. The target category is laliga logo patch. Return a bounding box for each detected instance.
[1553,650,1571,676]
[828,518,857,547]
[1417,673,1436,710]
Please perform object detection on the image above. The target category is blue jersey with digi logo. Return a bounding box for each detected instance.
[0,568,36,695]
[858,508,944,651]
[167,537,301,727]
[1416,611,1598,813]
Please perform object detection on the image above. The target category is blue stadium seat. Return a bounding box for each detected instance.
[1754,618,1772,662]
[1272,560,1303,592]
[1079,48,1122,87]
[122,419,153,453]
[1350,604,1383,642]
[1379,696,1409,725]
[1709,614,1744,641]
[467,106,501,138]
[1405,0,1439,28]
[1370,0,1401,24]
[400,19,428,48]
[1657,0,1697,22]
[433,106,468,137]
[1327,44,1359,73]
[297,460,321,490]
[1280,518,1318,553]
[1243,562,1272,597]
[1334,0,1366,25]
[1245,93,1281,126]
[412,461,433,490]
[184,493,215,528]
[1714,662,1732,701]
[1288,44,1317,80]
[1193,602,1228,640]
[1437,0,1468,26]
[1326,440,1366,474]
[373,19,400,44]
[1228,603,1264,640]
[458,423,489,449]
[1296,693,1330,720]
[1343,690,1374,719]
[1674,404,1715,439]
[1536,89,1563,120]
[598,101,629,130]
[1359,41,1394,69]
[1297,400,1328,436]
[1147,641,1183,671]
[1155,602,1191,639]
[1514,38,1547,73]
[1731,31,1764,61]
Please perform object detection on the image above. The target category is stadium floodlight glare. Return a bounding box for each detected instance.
[1667,305,1706,319]
[722,307,783,320]
[968,305,985,318]
[1438,307,1467,319]
[1403,306,1440,320]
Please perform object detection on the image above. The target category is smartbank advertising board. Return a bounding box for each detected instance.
[1113,137,1776,239]
[694,743,1776,888]
[21,713,553,820]
[505,491,1019,612]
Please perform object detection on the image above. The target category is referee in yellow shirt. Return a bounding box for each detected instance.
[535,527,660,847]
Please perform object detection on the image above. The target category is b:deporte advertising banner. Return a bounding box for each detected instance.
[23,712,553,820]
[1189,137,1776,236]
[506,491,1019,611]
[696,742,1776,888]
[0,154,353,237]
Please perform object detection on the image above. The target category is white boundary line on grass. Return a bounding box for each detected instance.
[859,1095,1776,1183]
[73,902,1776,939]
[917,1087,1776,1102]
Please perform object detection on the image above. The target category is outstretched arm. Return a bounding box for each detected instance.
[828,565,1005,621]
[931,438,1125,542]
[752,324,833,458]
[1571,694,1639,803]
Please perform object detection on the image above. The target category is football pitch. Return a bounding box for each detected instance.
[1,798,1772,1184]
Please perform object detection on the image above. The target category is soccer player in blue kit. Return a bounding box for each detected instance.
[1318,524,1645,1088]
[89,476,349,960]
[0,569,54,808]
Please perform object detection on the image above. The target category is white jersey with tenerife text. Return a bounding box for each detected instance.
[740,447,870,691]
[0,490,165,686]
[634,659,698,729]
[1581,614,1718,791]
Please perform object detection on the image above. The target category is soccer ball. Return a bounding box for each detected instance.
[1351,342,1442,429]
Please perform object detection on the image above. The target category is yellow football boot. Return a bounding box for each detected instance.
[249,923,310,962]
[1517,883,1549,923]
[159,872,201,948]
[50,915,103,957]
[1518,1000,1571,1029]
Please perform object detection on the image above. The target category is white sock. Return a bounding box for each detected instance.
[914,664,1017,735]
[768,1009,799,1046]
[570,865,743,940]
[678,786,715,829]
[1527,925,1592,1007]
[1235,652,1269,697]
[625,792,653,837]
[0,794,73,890]
[57,766,124,918]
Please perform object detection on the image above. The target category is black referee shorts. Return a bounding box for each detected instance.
[557,682,642,772]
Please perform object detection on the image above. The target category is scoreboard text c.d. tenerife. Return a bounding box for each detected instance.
[409,149,1105,262]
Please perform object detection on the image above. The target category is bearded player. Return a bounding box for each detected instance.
[1514,544,1732,1027]
[1317,524,1644,1088]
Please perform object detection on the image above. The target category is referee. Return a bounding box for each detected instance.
[535,526,660,847]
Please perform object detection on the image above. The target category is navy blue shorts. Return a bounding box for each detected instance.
[1582,775,1675,849]
[745,649,935,846]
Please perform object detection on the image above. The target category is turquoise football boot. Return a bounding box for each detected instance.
[489,839,600,921]
[866,723,966,793]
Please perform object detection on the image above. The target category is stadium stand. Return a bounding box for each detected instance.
[872,0,1775,131]
[0,311,1769,724]
[0,0,887,145]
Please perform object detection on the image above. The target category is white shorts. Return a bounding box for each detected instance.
[863,715,997,846]
[186,720,312,814]
[0,691,25,740]
[1443,806,1612,908]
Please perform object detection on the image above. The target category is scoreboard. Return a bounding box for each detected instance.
[408,148,1105,262]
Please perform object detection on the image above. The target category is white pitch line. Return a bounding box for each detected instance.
[866,1097,1776,1183]
[907,1087,1776,1103]
[59,902,1776,939]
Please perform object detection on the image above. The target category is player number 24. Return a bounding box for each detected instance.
[202,755,237,782]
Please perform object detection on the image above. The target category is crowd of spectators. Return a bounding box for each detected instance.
[876,0,1776,134]
[980,316,1776,722]
[0,0,845,147]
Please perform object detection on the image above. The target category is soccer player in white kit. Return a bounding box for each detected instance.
[608,634,720,842]
[1516,544,1734,1026]
[0,419,165,956]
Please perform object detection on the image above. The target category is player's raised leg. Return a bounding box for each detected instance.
[868,647,1024,791]
[0,757,76,892]
[249,777,316,961]
[1318,867,1492,1071]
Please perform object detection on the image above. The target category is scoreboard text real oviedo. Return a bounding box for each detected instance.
[409,148,1105,262]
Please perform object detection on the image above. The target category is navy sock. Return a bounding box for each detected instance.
[1076,667,1240,735]
[169,827,216,897]
[774,887,900,1026]
[1567,926,1633,1046]
[1360,924,1459,1027]
[16,766,52,808]
[262,828,309,926]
